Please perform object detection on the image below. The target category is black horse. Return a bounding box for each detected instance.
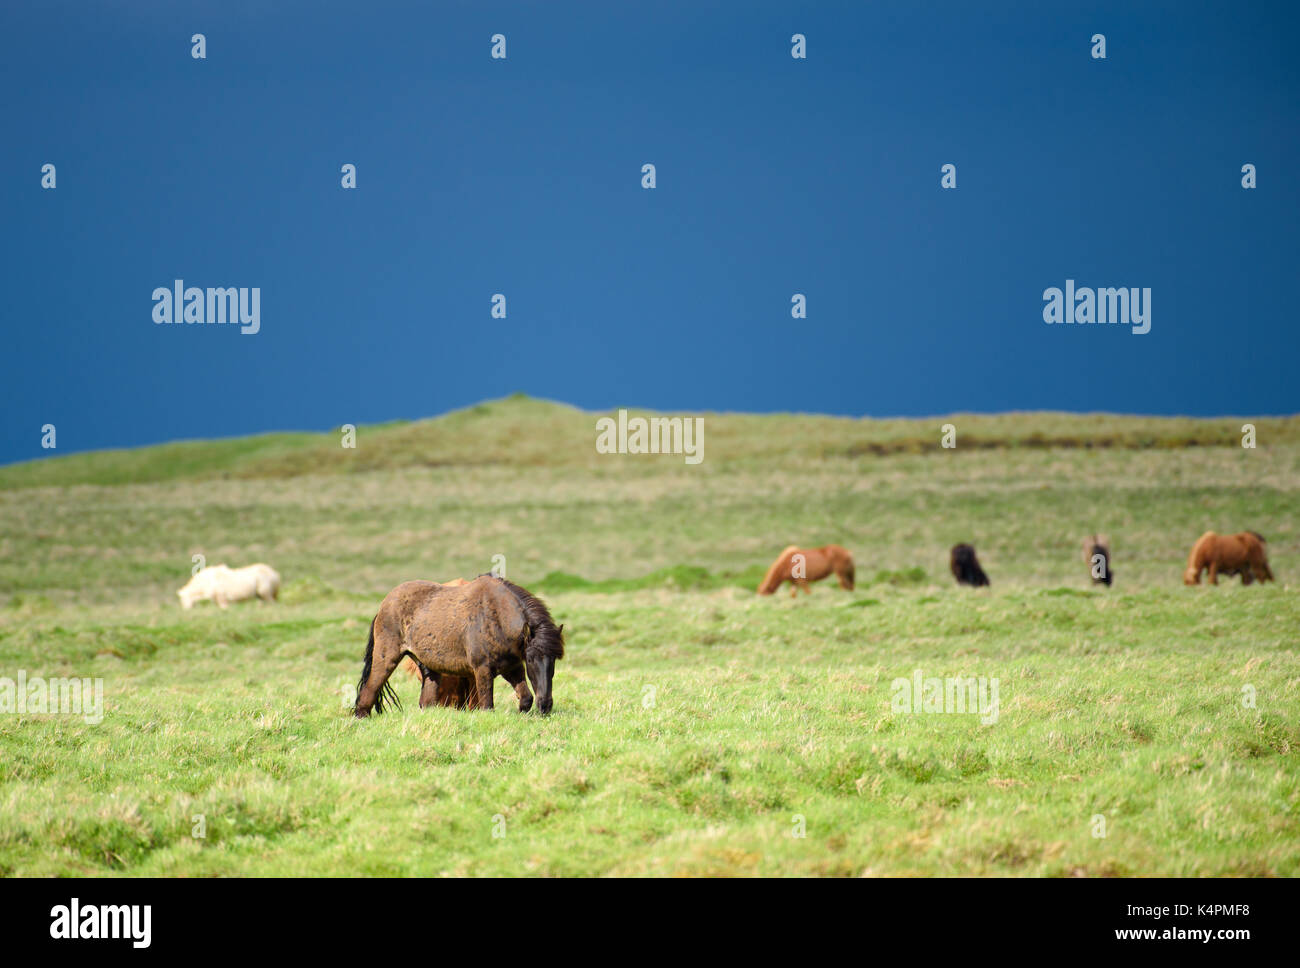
[950,544,990,586]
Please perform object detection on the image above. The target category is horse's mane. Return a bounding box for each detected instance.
[757,546,798,594]
[489,577,565,660]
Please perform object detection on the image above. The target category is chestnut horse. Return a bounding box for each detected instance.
[355,575,564,717]
[757,545,855,596]
[1184,531,1273,585]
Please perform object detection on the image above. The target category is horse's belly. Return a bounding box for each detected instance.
[407,632,473,676]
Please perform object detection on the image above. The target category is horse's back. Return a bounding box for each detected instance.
[1224,532,1264,561]
[380,577,526,640]
[379,580,446,620]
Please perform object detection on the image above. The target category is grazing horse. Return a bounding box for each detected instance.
[177,563,280,608]
[950,544,990,586]
[398,578,477,708]
[757,545,855,596]
[355,575,564,717]
[1082,534,1113,587]
[1184,531,1273,585]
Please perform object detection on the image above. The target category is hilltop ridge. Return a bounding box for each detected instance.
[3,393,1296,489]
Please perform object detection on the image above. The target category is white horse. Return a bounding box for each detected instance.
[177,563,280,609]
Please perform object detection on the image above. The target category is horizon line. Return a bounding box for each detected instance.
[4,393,1298,471]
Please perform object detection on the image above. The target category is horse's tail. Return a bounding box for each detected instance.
[837,548,856,590]
[496,578,565,661]
[356,616,401,715]
[758,547,795,595]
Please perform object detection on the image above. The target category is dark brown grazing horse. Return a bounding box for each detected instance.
[355,575,564,717]
[950,544,990,587]
[1082,534,1113,587]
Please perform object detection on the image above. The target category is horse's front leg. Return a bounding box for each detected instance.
[473,667,495,710]
[1208,562,1219,585]
[354,627,404,718]
[502,663,533,713]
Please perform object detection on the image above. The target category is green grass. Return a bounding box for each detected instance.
[1,396,1297,875]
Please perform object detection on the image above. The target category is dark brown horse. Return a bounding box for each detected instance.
[355,575,564,717]
[1082,534,1113,587]
[950,544,990,587]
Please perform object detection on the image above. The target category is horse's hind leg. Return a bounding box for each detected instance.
[502,662,533,713]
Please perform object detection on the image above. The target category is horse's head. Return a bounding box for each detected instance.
[1183,566,1200,585]
[526,623,563,714]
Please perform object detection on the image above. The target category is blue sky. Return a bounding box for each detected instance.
[3,0,1298,464]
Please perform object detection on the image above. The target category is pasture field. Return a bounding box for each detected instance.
[1,397,1297,875]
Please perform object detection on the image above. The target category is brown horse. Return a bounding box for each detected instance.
[1082,534,1113,587]
[1184,531,1273,585]
[399,578,477,708]
[757,545,855,596]
[355,575,564,717]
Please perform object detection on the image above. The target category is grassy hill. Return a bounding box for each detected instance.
[4,394,1298,488]
[1,397,1297,875]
